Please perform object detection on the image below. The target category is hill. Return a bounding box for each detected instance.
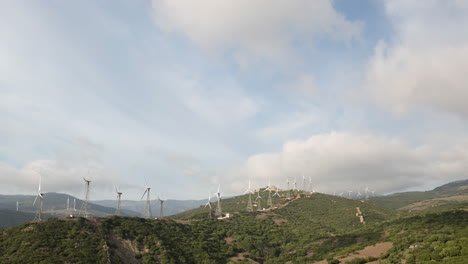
[368,179,468,212]
[1,208,466,263]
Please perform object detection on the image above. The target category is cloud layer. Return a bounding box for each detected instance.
[152,0,361,67]
[229,132,468,194]
[366,0,468,116]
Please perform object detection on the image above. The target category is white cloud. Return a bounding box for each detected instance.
[226,132,468,194]
[366,0,468,116]
[152,0,361,67]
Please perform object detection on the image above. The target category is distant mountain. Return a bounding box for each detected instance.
[93,198,207,218]
[368,179,468,212]
[0,193,141,228]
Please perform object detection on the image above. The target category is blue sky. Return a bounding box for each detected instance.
[1,0,468,200]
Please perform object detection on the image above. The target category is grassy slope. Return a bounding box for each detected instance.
[368,179,468,211]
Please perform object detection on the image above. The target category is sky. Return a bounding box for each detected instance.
[1,0,468,200]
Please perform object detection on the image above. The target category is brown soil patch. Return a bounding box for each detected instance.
[224,236,235,244]
[22,225,35,232]
[273,218,288,225]
[338,242,393,263]
[229,252,259,263]
[256,213,268,219]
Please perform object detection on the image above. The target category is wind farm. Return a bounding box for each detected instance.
[2,1,468,263]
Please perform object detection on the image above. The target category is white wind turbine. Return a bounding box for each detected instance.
[80,177,92,218]
[33,173,44,221]
[141,177,152,218]
[347,190,353,198]
[214,185,223,217]
[302,174,306,191]
[245,179,254,212]
[308,176,312,192]
[205,192,212,218]
[265,178,273,207]
[157,194,165,218]
[255,189,263,210]
[364,186,370,199]
[115,186,123,216]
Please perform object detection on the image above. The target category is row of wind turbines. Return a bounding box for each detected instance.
[29,173,167,221]
[27,170,378,221]
[202,175,379,218]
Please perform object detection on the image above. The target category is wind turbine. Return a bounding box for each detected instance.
[157,195,165,218]
[205,192,212,218]
[115,186,123,216]
[255,190,263,210]
[16,200,19,212]
[245,179,253,212]
[33,173,44,221]
[273,187,280,197]
[80,177,92,218]
[347,190,353,198]
[73,198,76,211]
[293,176,297,191]
[302,174,306,191]
[141,177,152,218]
[364,186,370,199]
[214,185,223,217]
[265,178,273,207]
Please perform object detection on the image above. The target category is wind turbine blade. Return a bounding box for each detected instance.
[140,190,148,200]
[33,195,38,206]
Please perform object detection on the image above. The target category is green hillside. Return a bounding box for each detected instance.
[1,208,467,264]
[369,179,468,212]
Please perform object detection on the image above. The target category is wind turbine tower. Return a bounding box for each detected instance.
[308,176,312,192]
[73,198,76,211]
[66,197,70,211]
[157,195,165,218]
[33,174,44,221]
[265,179,273,207]
[214,185,223,217]
[205,192,212,218]
[302,174,306,191]
[16,200,19,211]
[141,177,152,218]
[115,186,123,216]
[245,179,253,212]
[80,177,92,218]
[255,190,263,210]
[293,176,297,191]
[364,186,370,199]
